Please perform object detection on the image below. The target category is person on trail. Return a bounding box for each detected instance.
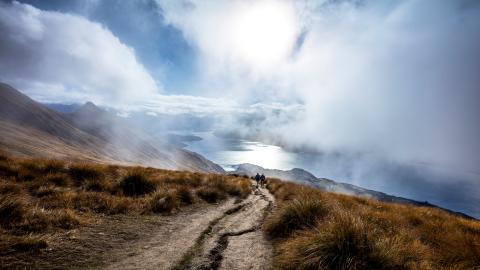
[255,173,261,188]
[260,174,266,188]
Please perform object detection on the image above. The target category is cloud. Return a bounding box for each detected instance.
[0,1,302,119]
[287,0,480,173]
[160,0,480,173]
[158,0,480,217]
[0,1,160,105]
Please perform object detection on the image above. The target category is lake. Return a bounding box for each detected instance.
[185,132,480,218]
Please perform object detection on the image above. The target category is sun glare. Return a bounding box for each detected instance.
[230,1,298,68]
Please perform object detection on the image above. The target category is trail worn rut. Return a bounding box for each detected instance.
[104,184,275,270]
[176,185,275,270]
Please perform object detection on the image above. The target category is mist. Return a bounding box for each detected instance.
[161,0,480,172]
[159,0,480,216]
[1,0,479,216]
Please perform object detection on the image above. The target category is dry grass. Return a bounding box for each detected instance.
[0,154,251,257]
[265,179,480,270]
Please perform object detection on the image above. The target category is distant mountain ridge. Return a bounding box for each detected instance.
[0,83,224,173]
[232,163,475,219]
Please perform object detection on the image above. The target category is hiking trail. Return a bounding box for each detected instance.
[105,183,275,270]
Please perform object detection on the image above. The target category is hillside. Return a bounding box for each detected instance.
[0,83,224,173]
[0,155,254,269]
[264,179,480,270]
[232,163,475,219]
[1,155,478,269]
[233,163,418,201]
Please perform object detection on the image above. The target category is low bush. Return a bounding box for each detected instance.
[0,161,19,177]
[11,236,48,252]
[0,182,23,195]
[68,164,104,185]
[264,197,329,238]
[50,209,81,229]
[73,192,134,214]
[196,186,226,203]
[0,195,28,225]
[225,179,251,198]
[84,177,111,192]
[45,173,71,187]
[20,159,65,174]
[176,186,195,205]
[150,190,178,213]
[119,170,156,196]
[31,185,59,198]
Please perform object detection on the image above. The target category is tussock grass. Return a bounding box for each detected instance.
[0,235,48,253]
[196,186,227,203]
[0,194,28,223]
[265,179,480,270]
[264,197,329,238]
[0,154,251,257]
[68,163,104,185]
[177,186,195,205]
[150,190,178,213]
[119,169,156,196]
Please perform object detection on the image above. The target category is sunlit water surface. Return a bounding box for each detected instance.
[184,132,480,218]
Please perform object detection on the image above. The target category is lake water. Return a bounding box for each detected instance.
[185,132,480,218]
[186,132,300,171]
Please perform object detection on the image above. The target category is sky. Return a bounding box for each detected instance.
[1,0,480,215]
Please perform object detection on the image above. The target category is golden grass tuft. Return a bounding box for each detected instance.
[68,163,104,185]
[150,190,178,213]
[265,178,480,270]
[264,197,329,238]
[196,186,227,203]
[0,155,252,256]
[119,169,157,196]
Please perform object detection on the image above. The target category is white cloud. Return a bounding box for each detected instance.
[159,0,480,173]
[0,1,160,105]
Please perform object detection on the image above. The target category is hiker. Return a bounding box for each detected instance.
[255,173,261,188]
[260,174,266,188]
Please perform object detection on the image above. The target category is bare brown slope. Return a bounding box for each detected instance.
[0,83,122,163]
[0,83,224,173]
[0,120,118,163]
[0,83,107,146]
[66,99,224,173]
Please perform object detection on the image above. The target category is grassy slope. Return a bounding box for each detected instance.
[0,154,251,265]
[264,179,480,270]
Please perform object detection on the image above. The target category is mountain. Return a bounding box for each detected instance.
[231,163,475,219]
[0,83,224,173]
[45,103,82,113]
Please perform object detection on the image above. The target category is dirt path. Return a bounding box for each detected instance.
[174,185,275,270]
[103,183,275,270]
[104,199,238,270]
[25,183,275,270]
